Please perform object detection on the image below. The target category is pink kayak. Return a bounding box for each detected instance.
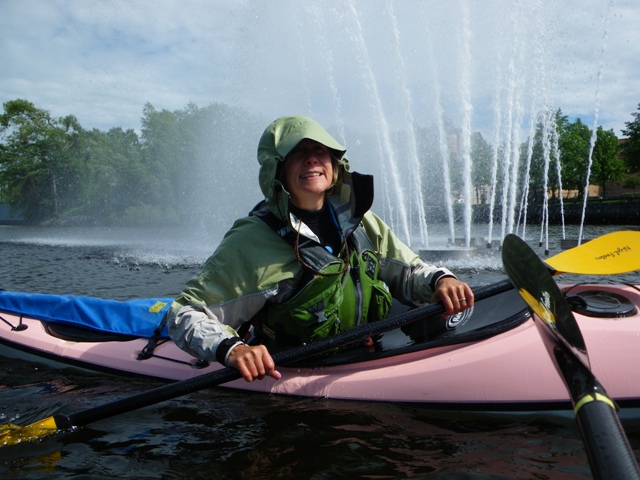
[1,284,639,410]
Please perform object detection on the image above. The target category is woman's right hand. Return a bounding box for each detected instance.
[226,344,282,382]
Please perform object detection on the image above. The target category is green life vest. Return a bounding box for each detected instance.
[252,206,393,352]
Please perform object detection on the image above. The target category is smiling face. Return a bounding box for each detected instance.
[283,139,334,211]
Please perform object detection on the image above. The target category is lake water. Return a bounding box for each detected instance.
[1,223,639,479]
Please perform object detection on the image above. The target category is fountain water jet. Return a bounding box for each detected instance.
[578,0,612,245]
[458,3,474,248]
[386,0,429,248]
[218,1,613,263]
[345,0,411,244]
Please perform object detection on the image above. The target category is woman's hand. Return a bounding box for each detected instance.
[431,276,475,315]
[226,344,282,382]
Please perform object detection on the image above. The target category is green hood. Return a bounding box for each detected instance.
[257,115,347,217]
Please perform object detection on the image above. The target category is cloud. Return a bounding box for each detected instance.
[547,1,640,134]
[1,0,244,130]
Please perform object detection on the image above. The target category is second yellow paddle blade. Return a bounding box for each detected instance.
[546,230,640,275]
[0,417,60,447]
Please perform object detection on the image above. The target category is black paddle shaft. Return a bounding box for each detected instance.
[552,342,640,480]
[56,279,515,429]
[502,233,640,480]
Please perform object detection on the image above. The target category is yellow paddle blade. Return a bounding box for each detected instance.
[0,416,60,446]
[545,230,640,275]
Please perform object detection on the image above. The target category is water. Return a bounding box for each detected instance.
[1,224,639,479]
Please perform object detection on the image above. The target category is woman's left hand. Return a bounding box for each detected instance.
[431,276,475,315]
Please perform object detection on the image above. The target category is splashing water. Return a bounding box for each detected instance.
[578,0,613,244]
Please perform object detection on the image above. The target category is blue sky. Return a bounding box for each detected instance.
[1,0,639,140]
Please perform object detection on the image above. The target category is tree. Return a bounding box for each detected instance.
[140,102,181,201]
[139,101,263,224]
[591,126,623,199]
[0,97,263,225]
[0,99,84,222]
[470,132,493,203]
[528,109,567,201]
[621,103,640,172]
[558,117,591,198]
[622,176,640,196]
[73,127,146,222]
[525,113,554,204]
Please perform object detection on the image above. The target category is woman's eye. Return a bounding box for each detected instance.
[288,145,327,161]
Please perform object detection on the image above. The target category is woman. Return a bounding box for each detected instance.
[168,115,474,382]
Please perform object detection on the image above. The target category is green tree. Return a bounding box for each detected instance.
[525,113,550,204]
[139,101,263,225]
[0,99,84,222]
[621,103,640,172]
[470,132,493,204]
[139,102,209,223]
[1,98,262,225]
[526,110,567,203]
[73,127,146,222]
[558,117,591,198]
[622,175,640,196]
[139,102,181,216]
[591,126,623,199]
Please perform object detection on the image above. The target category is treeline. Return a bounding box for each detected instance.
[535,105,640,200]
[1,98,639,225]
[0,99,264,224]
[520,111,624,202]
[413,109,627,208]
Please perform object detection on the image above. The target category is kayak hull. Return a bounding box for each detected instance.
[1,283,640,410]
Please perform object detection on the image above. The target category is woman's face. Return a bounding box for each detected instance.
[284,139,334,211]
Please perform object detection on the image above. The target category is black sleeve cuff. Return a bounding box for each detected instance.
[429,270,456,292]
[215,336,245,365]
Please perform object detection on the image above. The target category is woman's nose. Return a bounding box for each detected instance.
[304,151,319,163]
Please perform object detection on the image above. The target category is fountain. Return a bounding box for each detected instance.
[207,1,611,259]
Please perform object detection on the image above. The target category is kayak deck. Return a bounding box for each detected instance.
[1,284,640,410]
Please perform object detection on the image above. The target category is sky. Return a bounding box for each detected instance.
[1,0,639,140]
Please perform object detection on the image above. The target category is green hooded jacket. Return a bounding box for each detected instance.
[168,115,455,364]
